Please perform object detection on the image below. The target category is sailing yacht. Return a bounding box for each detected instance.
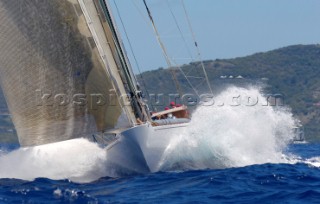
[0,0,206,173]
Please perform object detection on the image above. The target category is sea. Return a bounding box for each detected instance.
[0,87,319,203]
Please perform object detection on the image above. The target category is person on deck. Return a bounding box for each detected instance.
[170,101,176,108]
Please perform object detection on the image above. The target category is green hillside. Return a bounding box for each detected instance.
[138,44,320,141]
[1,44,320,143]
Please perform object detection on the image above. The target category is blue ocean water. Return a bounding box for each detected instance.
[0,143,319,203]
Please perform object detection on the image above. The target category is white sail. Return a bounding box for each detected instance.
[0,0,194,175]
[0,0,138,146]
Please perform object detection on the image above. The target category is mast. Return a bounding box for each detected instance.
[142,0,183,97]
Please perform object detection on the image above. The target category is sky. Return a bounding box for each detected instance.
[109,0,320,73]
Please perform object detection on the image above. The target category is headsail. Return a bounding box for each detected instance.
[0,0,138,146]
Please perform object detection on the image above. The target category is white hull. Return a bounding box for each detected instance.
[105,123,189,174]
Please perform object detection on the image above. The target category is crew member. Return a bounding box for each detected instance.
[170,101,176,108]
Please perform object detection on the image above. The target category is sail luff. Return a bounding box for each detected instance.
[103,0,139,93]
[0,0,134,146]
[94,0,149,122]
[78,0,137,125]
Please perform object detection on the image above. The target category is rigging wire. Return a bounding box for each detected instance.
[171,59,200,97]
[142,0,183,97]
[112,0,151,100]
[165,0,194,62]
[132,0,151,25]
[165,0,207,97]
[180,0,213,95]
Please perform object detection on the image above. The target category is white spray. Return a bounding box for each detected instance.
[158,86,296,171]
[0,139,109,183]
[0,86,307,182]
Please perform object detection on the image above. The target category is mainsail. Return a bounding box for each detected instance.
[0,0,139,146]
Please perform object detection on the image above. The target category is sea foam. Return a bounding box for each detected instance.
[0,138,108,183]
[158,86,296,171]
[0,86,299,182]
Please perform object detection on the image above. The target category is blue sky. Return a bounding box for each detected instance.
[109,0,320,73]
